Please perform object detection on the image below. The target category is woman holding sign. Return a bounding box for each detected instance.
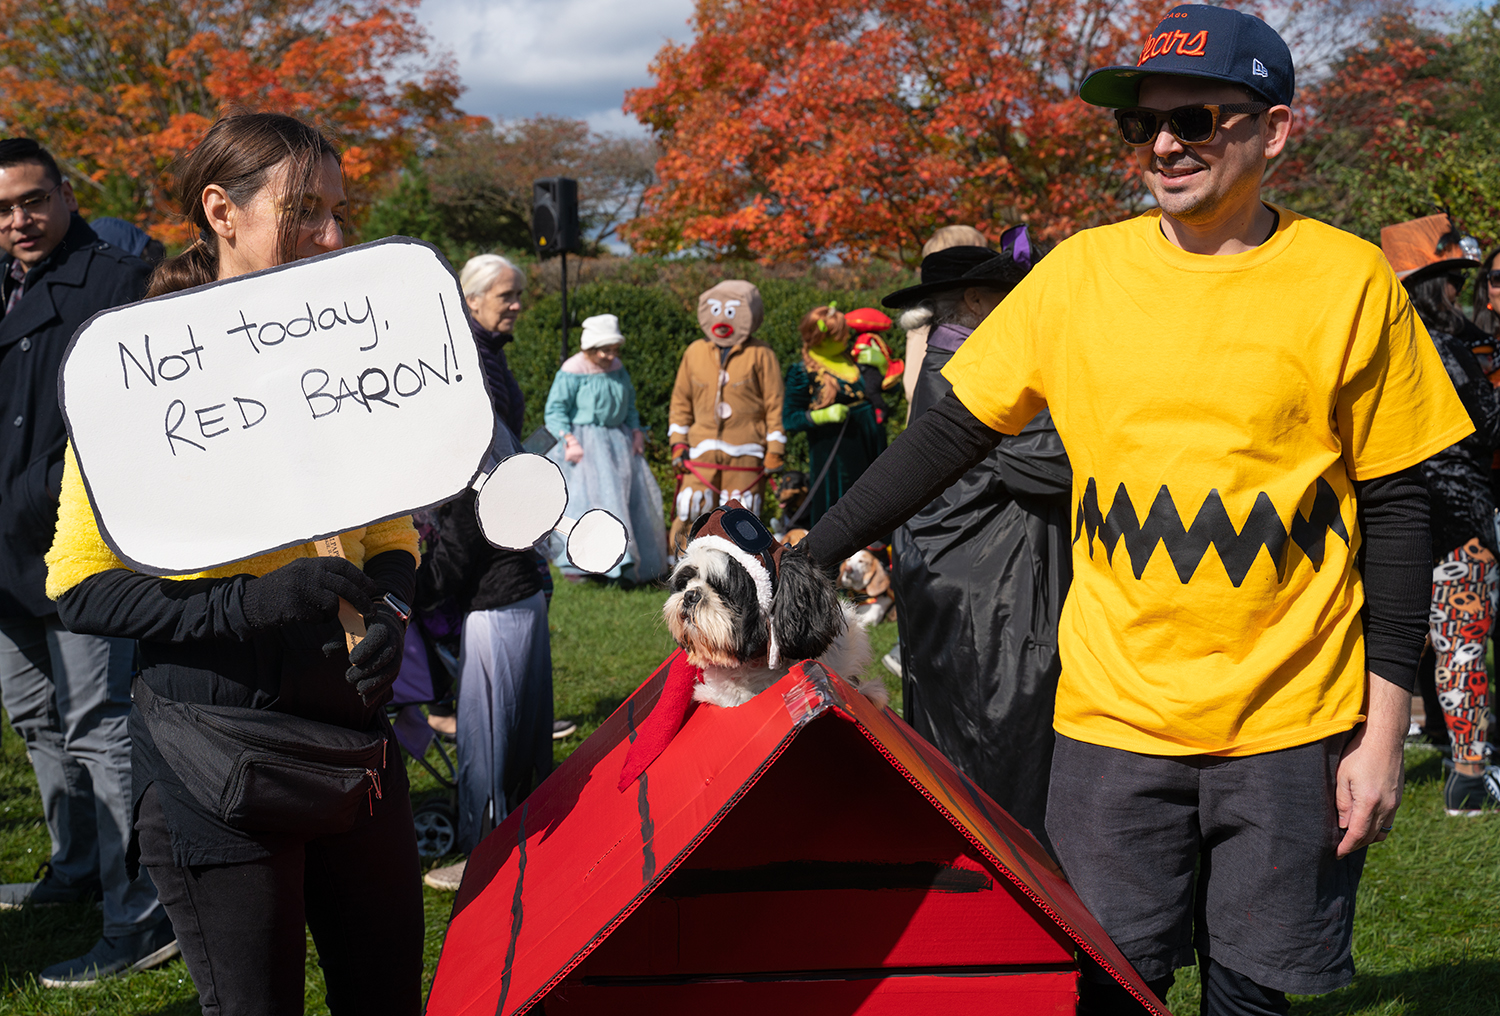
[45,113,424,1014]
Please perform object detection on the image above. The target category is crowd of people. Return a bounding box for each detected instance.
[1,4,1499,1015]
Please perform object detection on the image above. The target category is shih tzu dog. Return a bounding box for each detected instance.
[665,501,885,709]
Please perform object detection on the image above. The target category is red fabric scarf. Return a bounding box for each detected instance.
[619,651,704,790]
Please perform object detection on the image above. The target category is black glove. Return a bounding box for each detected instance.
[241,557,376,631]
[345,602,406,705]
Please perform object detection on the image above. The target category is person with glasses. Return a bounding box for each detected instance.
[794,6,1470,1014]
[881,231,1070,853]
[1381,215,1500,815]
[0,138,173,985]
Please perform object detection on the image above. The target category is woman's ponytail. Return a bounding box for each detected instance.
[146,231,219,297]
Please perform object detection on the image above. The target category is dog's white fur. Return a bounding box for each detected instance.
[665,542,887,709]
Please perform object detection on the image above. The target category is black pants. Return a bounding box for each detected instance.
[136,763,424,1016]
[1079,957,1290,1016]
[1047,733,1363,1015]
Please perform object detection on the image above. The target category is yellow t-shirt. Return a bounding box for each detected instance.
[945,206,1473,756]
[46,444,419,599]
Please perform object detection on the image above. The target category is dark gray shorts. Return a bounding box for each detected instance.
[1045,732,1364,996]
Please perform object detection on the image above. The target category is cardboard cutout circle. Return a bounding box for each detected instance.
[475,454,567,550]
[566,509,628,574]
[59,238,494,575]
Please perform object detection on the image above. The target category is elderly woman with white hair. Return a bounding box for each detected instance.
[415,252,554,893]
[459,253,528,440]
[543,314,669,584]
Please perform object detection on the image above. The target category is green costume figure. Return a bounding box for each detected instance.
[782,305,887,527]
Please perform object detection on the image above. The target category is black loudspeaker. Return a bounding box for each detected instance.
[531,177,580,258]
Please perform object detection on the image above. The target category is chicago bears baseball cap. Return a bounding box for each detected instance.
[1080,5,1295,109]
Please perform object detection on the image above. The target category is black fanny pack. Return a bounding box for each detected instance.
[134,678,387,838]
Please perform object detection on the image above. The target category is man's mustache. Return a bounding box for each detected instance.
[1153,153,1209,173]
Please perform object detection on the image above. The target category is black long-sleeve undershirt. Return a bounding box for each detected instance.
[802,390,1430,692]
[55,549,417,646]
[1355,467,1430,692]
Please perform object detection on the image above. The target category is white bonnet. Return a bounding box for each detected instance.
[580,314,625,350]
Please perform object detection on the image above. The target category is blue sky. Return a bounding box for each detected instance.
[416,0,697,135]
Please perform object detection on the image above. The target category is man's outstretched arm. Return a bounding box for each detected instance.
[801,391,1005,569]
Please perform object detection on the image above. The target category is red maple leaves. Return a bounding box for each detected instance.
[0,0,467,244]
[623,0,1161,263]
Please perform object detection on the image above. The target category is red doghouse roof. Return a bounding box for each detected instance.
[427,655,1168,1016]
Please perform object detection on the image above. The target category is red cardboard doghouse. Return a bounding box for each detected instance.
[427,655,1168,1015]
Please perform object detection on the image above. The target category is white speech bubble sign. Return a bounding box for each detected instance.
[566,509,629,574]
[474,454,568,550]
[59,238,496,575]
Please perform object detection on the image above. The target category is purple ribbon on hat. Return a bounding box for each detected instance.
[1000,224,1030,268]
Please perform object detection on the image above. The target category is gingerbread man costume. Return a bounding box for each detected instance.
[667,281,785,554]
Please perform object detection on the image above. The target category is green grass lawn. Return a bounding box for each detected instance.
[1,572,1495,1014]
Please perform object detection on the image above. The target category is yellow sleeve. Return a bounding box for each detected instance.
[357,516,420,567]
[1337,272,1475,480]
[942,269,1049,435]
[45,444,130,600]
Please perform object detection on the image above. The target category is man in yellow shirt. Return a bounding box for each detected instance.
[800,6,1472,1014]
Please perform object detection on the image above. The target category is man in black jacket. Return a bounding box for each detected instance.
[883,242,1070,853]
[0,139,175,985]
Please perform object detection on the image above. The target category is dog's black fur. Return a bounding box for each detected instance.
[772,544,845,662]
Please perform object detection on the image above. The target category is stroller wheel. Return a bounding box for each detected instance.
[413,801,457,859]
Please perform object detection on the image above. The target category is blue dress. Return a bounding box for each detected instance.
[544,353,669,582]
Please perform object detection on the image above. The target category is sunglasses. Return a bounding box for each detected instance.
[1114,103,1269,147]
[689,506,775,557]
[1487,269,1500,288]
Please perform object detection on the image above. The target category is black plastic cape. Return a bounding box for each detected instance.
[891,332,1071,851]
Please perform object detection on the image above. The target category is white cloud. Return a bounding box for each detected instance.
[581,106,653,138]
[417,0,695,134]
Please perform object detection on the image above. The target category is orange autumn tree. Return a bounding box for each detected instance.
[624,0,1164,263]
[0,0,465,243]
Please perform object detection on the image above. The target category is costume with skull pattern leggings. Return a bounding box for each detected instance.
[669,450,764,553]
[1429,537,1498,765]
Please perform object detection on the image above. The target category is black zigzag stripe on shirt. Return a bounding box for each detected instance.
[1073,477,1350,586]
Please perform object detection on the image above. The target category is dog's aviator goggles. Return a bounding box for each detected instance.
[690,506,774,556]
[1114,103,1268,146]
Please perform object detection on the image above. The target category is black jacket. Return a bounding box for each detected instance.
[1419,322,1500,560]
[56,550,415,867]
[891,328,1071,850]
[415,314,544,616]
[416,489,544,614]
[0,215,150,617]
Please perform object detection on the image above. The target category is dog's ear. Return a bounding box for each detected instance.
[771,543,845,665]
[864,558,890,597]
